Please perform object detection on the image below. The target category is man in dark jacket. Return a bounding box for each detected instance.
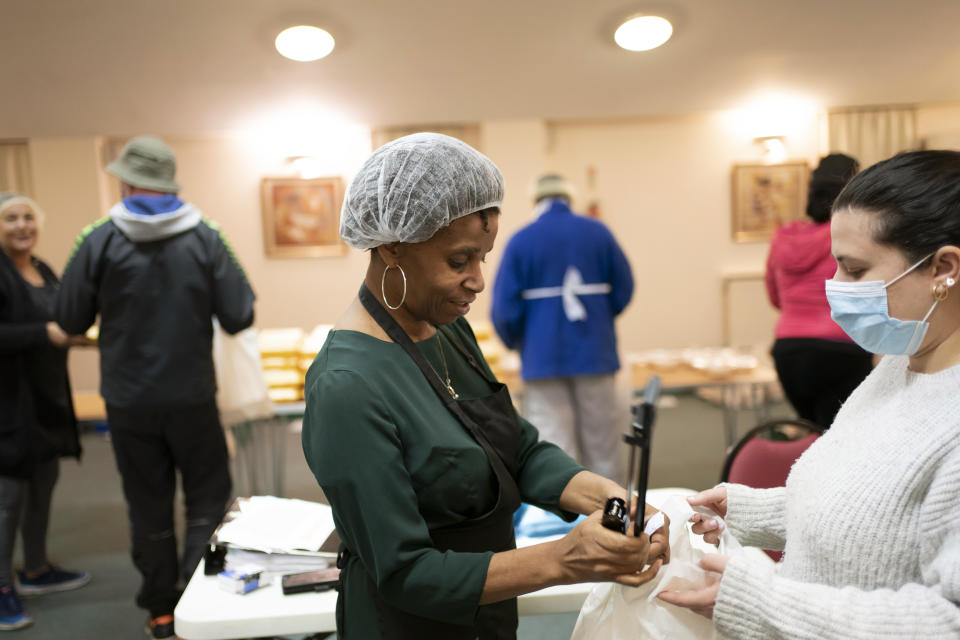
[56,136,255,640]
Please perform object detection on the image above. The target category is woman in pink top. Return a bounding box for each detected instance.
[765,154,872,429]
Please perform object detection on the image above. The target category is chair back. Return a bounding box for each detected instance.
[720,418,823,561]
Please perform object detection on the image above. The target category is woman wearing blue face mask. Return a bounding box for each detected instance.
[658,150,960,639]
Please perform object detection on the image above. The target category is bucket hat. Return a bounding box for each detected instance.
[106,136,180,193]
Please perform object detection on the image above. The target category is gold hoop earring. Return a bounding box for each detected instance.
[933,281,950,302]
[381,264,407,310]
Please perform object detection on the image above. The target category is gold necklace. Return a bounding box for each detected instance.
[434,331,459,399]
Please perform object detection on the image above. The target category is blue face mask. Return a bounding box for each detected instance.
[825,254,937,356]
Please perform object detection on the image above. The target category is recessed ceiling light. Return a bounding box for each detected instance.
[275,25,335,62]
[614,15,673,52]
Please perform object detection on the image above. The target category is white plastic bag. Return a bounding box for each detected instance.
[571,495,750,640]
[212,320,274,427]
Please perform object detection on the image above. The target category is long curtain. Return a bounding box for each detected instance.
[828,106,918,168]
[98,137,127,206]
[0,141,33,196]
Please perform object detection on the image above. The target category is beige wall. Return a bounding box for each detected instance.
[539,114,819,351]
[29,137,103,271]
[169,134,372,331]
[27,105,960,393]
[475,120,550,321]
[29,137,104,392]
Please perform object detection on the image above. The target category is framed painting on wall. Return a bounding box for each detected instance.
[731,162,810,242]
[261,176,346,257]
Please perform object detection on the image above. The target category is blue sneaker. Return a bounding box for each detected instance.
[0,585,31,631]
[16,565,90,596]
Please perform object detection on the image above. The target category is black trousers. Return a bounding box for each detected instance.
[771,338,873,430]
[0,458,59,584]
[106,399,232,617]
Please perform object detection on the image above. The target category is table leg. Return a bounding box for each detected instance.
[229,417,289,498]
[271,417,286,497]
[250,418,269,496]
[229,421,258,497]
[722,384,738,448]
[752,382,771,424]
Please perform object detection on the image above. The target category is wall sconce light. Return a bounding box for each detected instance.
[755,136,787,164]
[726,93,817,157]
[288,156,326,179]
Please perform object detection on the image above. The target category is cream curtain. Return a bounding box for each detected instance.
[98,136,127,206]
[0,141,33,196]
[828,106,918,168]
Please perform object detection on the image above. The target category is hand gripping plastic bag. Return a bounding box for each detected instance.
[570,495,745,640]
[212,320,274,427]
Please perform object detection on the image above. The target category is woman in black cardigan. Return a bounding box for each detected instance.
[0,193,90,630]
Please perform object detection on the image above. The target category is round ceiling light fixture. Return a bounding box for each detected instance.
[614,15,673,51]
[275,25,335,62]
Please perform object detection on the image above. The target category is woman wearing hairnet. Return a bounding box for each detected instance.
[301,133,668,639]
[0,193,90,630]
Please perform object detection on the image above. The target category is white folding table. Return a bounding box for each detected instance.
[175,488,694,639]
[175,567,595,640]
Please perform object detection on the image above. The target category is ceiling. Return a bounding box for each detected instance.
[3,0,960,138]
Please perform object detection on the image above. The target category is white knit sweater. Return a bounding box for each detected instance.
[714,355,960,639]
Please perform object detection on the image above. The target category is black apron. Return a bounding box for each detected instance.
[338,284,523,640]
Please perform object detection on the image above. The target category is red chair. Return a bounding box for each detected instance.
[720,418,823,561]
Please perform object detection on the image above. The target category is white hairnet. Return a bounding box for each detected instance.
[0,192,45,229]
[340,132,504,249]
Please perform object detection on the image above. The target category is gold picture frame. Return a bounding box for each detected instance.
[260,176,346,257]
[731,162,810,243]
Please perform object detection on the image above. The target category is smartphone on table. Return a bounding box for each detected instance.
[281,567,341,595]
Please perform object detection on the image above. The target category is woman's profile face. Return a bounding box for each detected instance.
[831,206,935,322]
[0,204,39,257]
[397,210,499,326]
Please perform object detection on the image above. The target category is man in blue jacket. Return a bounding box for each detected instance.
[491,174,633,480]
[56,136,255,640]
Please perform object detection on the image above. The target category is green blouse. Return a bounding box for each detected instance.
[301,317,584,638]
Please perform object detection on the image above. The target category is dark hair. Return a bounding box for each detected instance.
[476,209,489,232]
[806,153,859,223]
[833,150,960,263]
[474,206,500,232]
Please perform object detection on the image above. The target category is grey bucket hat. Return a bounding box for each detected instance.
[106,136,181,193]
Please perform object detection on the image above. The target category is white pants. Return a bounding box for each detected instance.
[523,374,622,480]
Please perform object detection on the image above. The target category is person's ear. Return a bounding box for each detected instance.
[932,246,960,291]
[933,245,960,301]
[375,243,402,267]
